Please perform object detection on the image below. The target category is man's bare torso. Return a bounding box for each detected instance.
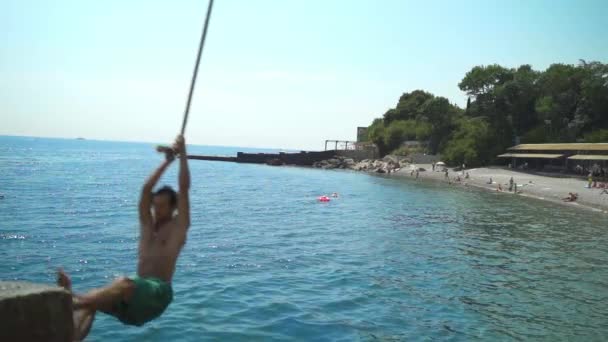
[137,219,186,282]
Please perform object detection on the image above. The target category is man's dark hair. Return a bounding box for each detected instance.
[154,185,177,207]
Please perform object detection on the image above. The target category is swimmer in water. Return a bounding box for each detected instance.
[319,195,331,202]
[562,192,578,202]
[331,192,339,198]
[57,135,192,340]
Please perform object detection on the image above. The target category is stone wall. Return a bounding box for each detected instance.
[0,281,73,342]
[336,149,379,161]
[408,153,441,164]
[237,151,337,166]
[235,149,378,166]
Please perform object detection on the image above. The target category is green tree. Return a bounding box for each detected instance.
[442,117,492,166]
[366,61,608,162]
[415,121,432,141]
[395,90,434,120]
[418,97,461,154]
[382,109,399,123]
[383,90,435,123]
[494,65,540,138]
[383,120,407,151]
[368,118,388,155]
[534,63,585,140]
[458,64,513,97]
[380,120,419,152]
[459,64,516,150]
[584,129,608,143]
[521,124,549,143]
[577,60,608,130]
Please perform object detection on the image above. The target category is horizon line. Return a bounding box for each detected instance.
[0,134,311,152]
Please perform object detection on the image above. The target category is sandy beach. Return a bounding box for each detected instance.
[395,164,608,214]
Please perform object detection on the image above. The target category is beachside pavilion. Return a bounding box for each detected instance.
[498,143,608,173]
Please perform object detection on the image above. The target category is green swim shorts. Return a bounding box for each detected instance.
[110,276,173,326]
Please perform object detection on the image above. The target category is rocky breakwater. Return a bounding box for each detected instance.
[313,155,411,173]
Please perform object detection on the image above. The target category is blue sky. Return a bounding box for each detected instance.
[2,0,607,150]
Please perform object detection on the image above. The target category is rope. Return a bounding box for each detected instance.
[181,0,215,135]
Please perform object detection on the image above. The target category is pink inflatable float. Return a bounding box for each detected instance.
[318,196,331,202]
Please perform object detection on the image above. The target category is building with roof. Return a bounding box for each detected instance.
[498,143,608,173]
[356,127,369,143]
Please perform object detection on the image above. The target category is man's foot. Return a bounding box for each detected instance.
[56,268,89,309]
[56,268,72,292]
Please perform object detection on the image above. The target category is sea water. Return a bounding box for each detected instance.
[1,136,607,341]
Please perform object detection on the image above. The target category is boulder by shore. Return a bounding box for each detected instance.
[312,155,413,174]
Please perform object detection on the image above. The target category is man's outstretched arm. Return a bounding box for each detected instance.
[175,135,190,229]
[139,153,174,228]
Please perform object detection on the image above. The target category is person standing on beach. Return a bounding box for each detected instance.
[57,135,192,340]
[509,177,514,192]
[415,169,419,179]
[444,169,449,180]
[432,162,435,171]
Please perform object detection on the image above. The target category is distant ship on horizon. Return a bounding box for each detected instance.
[76,137,86,140]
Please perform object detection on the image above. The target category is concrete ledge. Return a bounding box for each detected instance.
[0,281,73,342]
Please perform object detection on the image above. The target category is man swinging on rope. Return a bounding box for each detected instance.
[57,135,191,340]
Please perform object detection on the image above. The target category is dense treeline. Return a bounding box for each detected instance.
[366,61,608,166]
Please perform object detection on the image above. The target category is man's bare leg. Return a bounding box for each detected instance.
[74,276,135,312]
[57,270,135,341]
[57,270,96,341]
